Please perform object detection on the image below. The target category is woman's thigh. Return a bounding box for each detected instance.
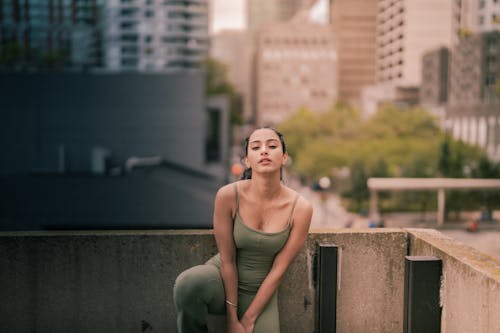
[174,263,226,315]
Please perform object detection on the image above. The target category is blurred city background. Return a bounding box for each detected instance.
[0,0,499,259]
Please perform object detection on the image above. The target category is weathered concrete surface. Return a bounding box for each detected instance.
[0,230,218,333]
[407,228,500,333]
[306,229,407,333]
[0,229,408,333]
[4,229,498,333]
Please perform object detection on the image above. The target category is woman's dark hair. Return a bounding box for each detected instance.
[241,126,287,180]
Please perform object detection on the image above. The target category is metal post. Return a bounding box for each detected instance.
[316,244,338,333]
[404,256,442,333]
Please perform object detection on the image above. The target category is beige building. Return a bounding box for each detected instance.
[210,30,253,120]
[476,0,500,32]
[330,0,377,107]
[376,0,457,87]
[361,0,463,118]
[247,0,310,33]
[256,22,337,125]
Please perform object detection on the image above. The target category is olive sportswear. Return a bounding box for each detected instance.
[173,183,299,333]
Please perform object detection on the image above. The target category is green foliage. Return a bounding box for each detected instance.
[0,42,69,71]
[202,57,243,125]
[279,103,442,180]
[278,102,498,214]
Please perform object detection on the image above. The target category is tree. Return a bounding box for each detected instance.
[202,57,243,125]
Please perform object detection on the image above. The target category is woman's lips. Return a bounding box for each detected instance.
[259,158,272,164]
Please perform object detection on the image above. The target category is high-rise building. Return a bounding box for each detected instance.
[247,0,307,33]
[0,0,104,70]
[361,0,461,118]
[330,0,377,107]
[104,0,209,72]
[420,47,449,110]
[476,0,500,32]
[376,0,458,87]
[256,21,337,125]
[445,31,500,160]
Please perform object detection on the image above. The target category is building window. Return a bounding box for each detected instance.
[478,15,484,25]
[485,74,495,86]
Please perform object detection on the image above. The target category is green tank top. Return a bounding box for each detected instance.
[209,183,299,295]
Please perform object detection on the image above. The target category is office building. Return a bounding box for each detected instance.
[330,0,377,107]
[476,0,500,32]
[376,0,458,87]
[256,21,337,125]
[247,0,307,33]
[445,31,500,160]
[361,0,460,117]
[104,0,209,72]
[420,47,449,118]
[0,0,104,70]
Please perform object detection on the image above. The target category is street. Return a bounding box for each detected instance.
[296,186,500,261]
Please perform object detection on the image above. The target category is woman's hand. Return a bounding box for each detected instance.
[240,315,255,333]
[227,320,246,333]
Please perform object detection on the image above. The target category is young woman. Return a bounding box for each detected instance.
[173,127,313,333]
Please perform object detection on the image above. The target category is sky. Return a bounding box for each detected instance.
[211,0,246,34]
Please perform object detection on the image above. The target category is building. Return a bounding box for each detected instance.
[0,72,210,174]
[0,0,104,70]
[104,0,209,72]
[476,0,500,32]
[330,0,377,107]
[361,0,460,118]
[0,72,228,228]
[247,0,308,33]
[256,21,337,125]
[420,47,449,118]
[210,29,252,120]
[445,31,500,160]
[376,0,458,87]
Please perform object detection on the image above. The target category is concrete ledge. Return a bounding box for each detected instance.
[1,229,498,333]
[407,228,500,333]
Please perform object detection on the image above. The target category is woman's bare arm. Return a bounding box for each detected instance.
[213,185,245,332]
[240,197,313,329]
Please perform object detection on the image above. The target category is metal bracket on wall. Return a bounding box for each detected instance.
[404,256,442,333]
[314,243,338,333]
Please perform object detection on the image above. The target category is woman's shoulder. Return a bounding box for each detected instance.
[283,186,313,215]
[215,180,247,202]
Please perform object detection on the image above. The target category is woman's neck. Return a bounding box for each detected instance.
[248,173,282,201]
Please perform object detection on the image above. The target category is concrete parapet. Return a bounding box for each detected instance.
[0,229,498,333]
[407,228,500,333]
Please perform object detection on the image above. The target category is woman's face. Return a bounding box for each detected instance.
[245,128,288,175]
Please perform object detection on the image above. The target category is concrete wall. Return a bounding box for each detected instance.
[407,229,500,333]
[0,229,498,333]
[0,229,407,333]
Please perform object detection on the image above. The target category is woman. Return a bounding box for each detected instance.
[173,127,313,333]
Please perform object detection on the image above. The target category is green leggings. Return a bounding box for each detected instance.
[173,262,280,333]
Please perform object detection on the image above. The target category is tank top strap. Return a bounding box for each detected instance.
[234,182,240,215]
[287,193,300,225]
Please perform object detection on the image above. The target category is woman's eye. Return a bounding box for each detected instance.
[269,145,277,149]
[251,147,260,150]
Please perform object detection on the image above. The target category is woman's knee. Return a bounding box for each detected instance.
[173,265,214,308]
